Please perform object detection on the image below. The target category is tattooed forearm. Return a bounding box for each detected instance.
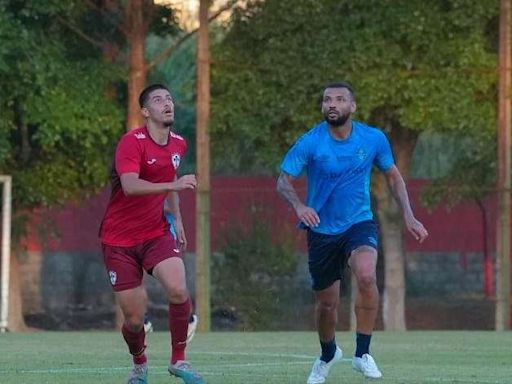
[386,168,414,218]
[276,172,303,210]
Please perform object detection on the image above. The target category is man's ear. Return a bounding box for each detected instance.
[351,101,357,114]
[141,107,149,118]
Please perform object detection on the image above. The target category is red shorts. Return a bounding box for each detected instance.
[102,234,181,292]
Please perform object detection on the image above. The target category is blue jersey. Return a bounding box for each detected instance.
[280,120,394,235]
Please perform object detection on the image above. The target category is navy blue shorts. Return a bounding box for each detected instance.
[307,220,379,291]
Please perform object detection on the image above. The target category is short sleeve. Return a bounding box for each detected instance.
[374,131,395,172]
[181,138,188,160]
[280,135,311,177]
[115,134,142,175]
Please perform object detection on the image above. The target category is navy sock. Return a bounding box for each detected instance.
[355,332,372,358]
[320,338,336,363]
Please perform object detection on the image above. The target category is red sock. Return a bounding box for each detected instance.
[169,297,191,364]
[122,324,147,365]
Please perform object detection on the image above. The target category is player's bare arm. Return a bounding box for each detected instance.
[166,179,187,250]
[120,173,197,196]
[384,165,428,243]
[277,172,320,227]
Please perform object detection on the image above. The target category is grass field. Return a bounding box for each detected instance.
[1,331,510,384]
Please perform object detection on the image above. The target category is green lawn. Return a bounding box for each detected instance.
[0,331,510,384]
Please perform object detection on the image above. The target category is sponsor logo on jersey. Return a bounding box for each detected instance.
[147,158,157,165]
[171,153,181,169]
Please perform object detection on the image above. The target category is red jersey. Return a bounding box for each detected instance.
[100,126,187,246]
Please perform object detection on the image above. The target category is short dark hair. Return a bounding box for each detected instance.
[139,83,171,108]
[324,81,355,100]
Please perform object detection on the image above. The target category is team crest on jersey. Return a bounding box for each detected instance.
[356,148,367,160]
[171,153,181,169]
[109,271,117,285]
[134,132,146,139]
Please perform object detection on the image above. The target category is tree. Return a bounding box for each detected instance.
[195,0,213,331]
[211,0,499,329]
[54,0,237,328]
[64,0,237,131]
[0,0,124,330]
[147,33,197,172]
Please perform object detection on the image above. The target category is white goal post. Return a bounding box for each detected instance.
[0,175,12,333]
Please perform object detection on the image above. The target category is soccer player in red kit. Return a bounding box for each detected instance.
[100,84,205,384]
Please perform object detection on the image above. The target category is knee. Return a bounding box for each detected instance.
[123,312,144,331]
[317,299,337,314]
[167,285,189,304]
[356,272,377,292]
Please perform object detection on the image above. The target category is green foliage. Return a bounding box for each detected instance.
[147,34,197,173]
[211,0,498,174]
[421,134,496,208]
[0,1,124,212]
[212,208,298,330]
[67,0,182,57]
[410,133,472,179]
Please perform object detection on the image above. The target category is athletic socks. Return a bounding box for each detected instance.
[122,324,147,365]
[355,332,372,358]
[320,338,337,362]
[169,297,192,364]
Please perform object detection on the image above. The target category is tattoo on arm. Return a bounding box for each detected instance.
[276,173,303,210]
[387,170,413,217]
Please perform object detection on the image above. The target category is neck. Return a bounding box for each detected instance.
[146,121,170,145]
[328,119,353,140]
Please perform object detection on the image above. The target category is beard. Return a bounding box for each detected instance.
[324,111,350,127]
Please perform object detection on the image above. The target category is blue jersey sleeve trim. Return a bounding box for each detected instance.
[374,129,395,172]
[280,164,302,178]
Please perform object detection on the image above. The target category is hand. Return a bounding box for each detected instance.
[173,174,197,191]
[296,204,320,228]
[174,218,187,251]
[405,216,428,243]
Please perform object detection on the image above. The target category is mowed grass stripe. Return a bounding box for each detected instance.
[0,331,509,384]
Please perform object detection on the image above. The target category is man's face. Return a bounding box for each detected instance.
[321,87,356,127]
[142,89,174,127]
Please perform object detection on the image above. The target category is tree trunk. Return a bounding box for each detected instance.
[14,99,31,163]
[9,102,29,332]
[377,198,406,330]
[195,0,212,332]
[7,252,28,331]
[373,125,418,330]
[110,0,149,329]
[495,0,511,331]
[125,0,148,131]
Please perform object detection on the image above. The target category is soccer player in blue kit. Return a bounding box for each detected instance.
[277,82,428,383]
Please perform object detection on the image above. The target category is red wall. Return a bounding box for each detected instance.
[25,178,498,255]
